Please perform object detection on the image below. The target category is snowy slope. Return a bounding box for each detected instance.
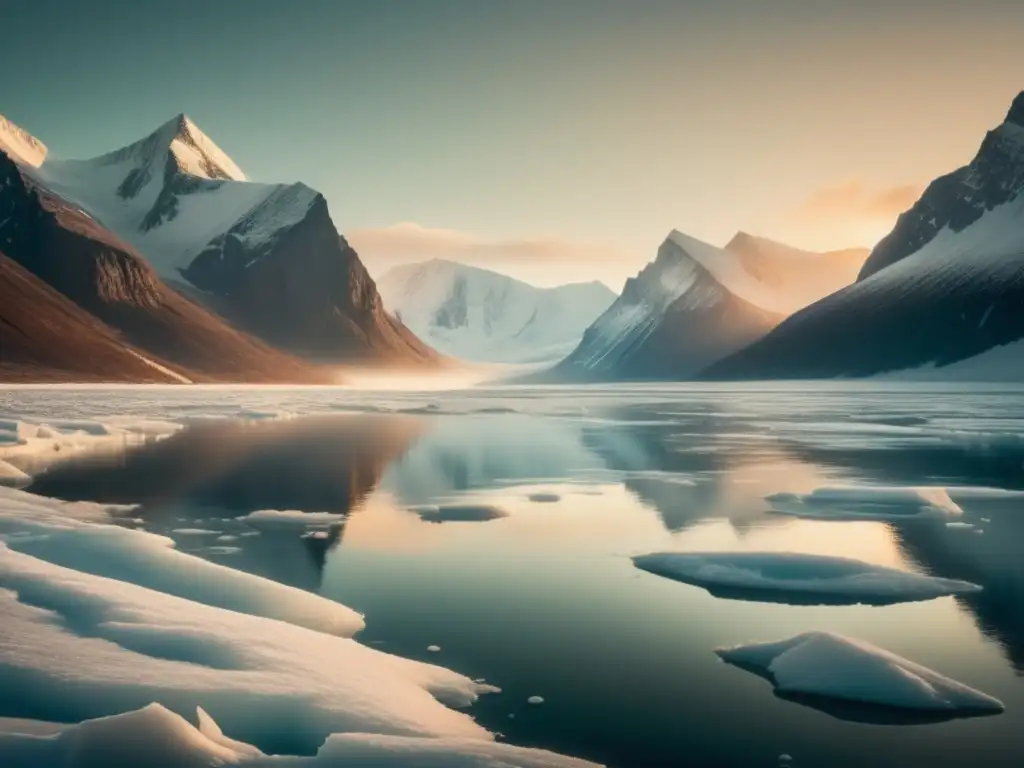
[377,259,615,363]
[29,114,316,280]
[725,232,868,308]
[0,114,47,168]
[544,230,785,379]
[707,91,1024,380]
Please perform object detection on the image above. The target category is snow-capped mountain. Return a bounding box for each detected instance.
[543,228,861,380]
[707,90,1024,380]
[0,134,323,384]
[3,112,436,365]
[377,260,616,364]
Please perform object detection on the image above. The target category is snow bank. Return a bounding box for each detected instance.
[0,703,600,767]
[0,542,494,752]
[717,631,1004,715]
[415,505,510,523]
[239,509,347,530]
[0,459,29,488]
[0,487,364,636]
[766,486,964,522]
[632,552,981,605]
[0,417,180,478]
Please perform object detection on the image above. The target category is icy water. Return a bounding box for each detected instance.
[4,382,1024,767]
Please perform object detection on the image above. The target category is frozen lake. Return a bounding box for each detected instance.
[2,382,1023,766]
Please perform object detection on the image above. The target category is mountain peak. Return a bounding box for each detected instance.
[157,113,247,182]
[1006,91,1024,127]
[0,113,47,167]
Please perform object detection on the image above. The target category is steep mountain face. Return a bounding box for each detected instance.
[706,91,1024,380]
[12,113,436,365]
[0,252,178,383]
[376,260,616,364]
[0,114,47,168]
[0,145,324,383]
[543,230,790,380]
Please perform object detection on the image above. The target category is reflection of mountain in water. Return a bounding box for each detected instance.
[28,415,421,592]
[895,514,1024,674]
[381,414,601,502]
[769,418,1024,673]
[579,404,783,533]
[30,415,422,511]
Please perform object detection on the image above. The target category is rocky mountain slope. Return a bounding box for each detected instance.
[4,112,436,366]
[0,129,326,383]
[540,228,861,380]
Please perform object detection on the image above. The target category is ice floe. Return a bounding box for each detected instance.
[0,487,364,636]
[0,542,492,752]
[528,493,562,503]
[632,552,982,605]
[766,486,964,522]
[717,631,1004,719]
[415,505,510,524]
[0,417,180,478]
[238,509,348,530]
[0,702,601,767]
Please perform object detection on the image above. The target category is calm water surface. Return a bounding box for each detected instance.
[5,383,1024,767]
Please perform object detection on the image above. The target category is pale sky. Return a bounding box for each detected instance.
[3,0,1022,288]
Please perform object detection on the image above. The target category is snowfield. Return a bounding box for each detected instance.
[632,551,981,605]
[0,485,594,763]
[717,631,1004,716]
[377,260,616,364]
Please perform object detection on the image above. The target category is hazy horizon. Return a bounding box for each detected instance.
[3,0,1023,287]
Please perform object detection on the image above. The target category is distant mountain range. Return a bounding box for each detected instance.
[532,230,867,380]
[377,259,616,364]
[5,90,1022,384]
[707,90,1024,380]
[0,112,436,382]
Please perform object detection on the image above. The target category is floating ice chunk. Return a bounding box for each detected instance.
[195,705,264,757]
[527,696,545,706]
[528,493,561,503]
[0,702,600,766]
[632,552,981,606]
[766,486,964,522]
[0,460,29,488]
[717,632,1004,717]
[416,505,510,524]
[0,487,364,637]
[312,731,599,766]
[0,544,498,753]
[203,546,242,555]
[238,509,347,530]
[0,703,248,767]
[170,528,220,536]
[945,522,975,531]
